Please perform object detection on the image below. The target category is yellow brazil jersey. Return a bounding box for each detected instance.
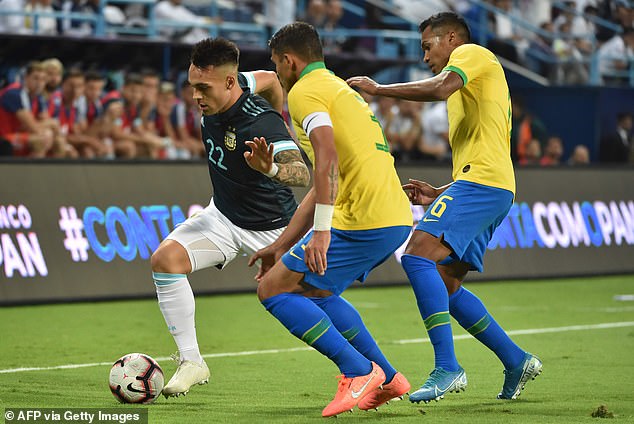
[443,43,515,194]
[287,62,412,230]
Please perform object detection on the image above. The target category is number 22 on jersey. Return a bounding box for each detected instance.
[205,138,228,170]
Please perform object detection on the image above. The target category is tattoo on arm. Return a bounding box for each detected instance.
[328,164,338,203]
[272,149,311,187]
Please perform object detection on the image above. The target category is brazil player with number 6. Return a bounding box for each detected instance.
[347,11,542,404]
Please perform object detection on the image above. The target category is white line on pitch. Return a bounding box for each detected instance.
[1,321,633,374]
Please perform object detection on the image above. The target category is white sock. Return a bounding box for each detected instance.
[153,272,203,364]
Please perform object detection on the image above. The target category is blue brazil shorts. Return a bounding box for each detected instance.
[415,180,514,272]
[282,225,411,295]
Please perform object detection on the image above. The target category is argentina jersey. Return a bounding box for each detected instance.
[200,72,299,231]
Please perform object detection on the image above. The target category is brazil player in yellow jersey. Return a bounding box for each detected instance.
[248,22,413,417]
[348,12,542,404]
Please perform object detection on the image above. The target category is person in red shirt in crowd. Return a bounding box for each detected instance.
[101,73,164,158]
[540,136,564,166]
[155,81,205,159]
[180,80,202,142]
[41,58,64,101]
[80,71,106,128]
[49,68,112,158]
[0,61,74,157]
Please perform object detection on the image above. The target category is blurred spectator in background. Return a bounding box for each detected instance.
[179,80,202,144]
[322,0,346,53]
[95,98,135,158]
[78,70,105,130]
[265,0,296,36]
[599,111,632,163]
[61,0,98,36]
[420,101,450,162]
[540,136,564,166]
[155,81,203,159]
[0,0,27,34]
[301,0,327,28]
[389,100,423,163]
[613,0,633,29]
[597,26,634,85]
[102,73,163,158]
[568,144,590,165]
[518,138,542,165]
[510,96,548,163]
[155,0,212,43]
[41,58,63,101]
[552,20,589,84]
[488,0,528,63]
[0,61,71,157]
[49,68,110,158]
[139,69,160,131]
[525,22,558,80]
[154,81,181,159]
[24,0,57,35]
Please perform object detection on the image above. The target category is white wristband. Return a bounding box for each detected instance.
[264,163,279,178]
[314,203,334,231]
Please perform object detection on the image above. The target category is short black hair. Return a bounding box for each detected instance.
[84,70,104,82]
[62,68,84,83]
[269,22,324,62]
[124,72,143,86]
[419,12,471,42]
[191,38,239,70]
[140,68,160,79]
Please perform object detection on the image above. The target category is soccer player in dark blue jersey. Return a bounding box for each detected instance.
[150,38,310,398]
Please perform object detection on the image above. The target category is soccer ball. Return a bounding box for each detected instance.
[109,353,164,404]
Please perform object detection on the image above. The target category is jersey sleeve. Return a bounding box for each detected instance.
[0,89,27,113]
[443,44,487,86]
[249,112,298,155]
[238,72,256,92]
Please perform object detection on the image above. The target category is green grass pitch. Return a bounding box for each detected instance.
[1,275,633,423]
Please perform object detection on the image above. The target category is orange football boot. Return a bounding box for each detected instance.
[357,372,410,411]
[322,362,386,417]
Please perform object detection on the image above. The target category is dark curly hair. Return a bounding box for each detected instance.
[191,37,239,69]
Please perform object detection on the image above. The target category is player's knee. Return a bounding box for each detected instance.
[256,280,272,302]
[151,241,191,274]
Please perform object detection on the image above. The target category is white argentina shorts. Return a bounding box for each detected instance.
[166,199,285,271]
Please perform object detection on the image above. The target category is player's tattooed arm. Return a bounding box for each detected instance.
[273,149,311,187]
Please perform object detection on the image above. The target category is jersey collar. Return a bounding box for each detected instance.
[299,61,327,80]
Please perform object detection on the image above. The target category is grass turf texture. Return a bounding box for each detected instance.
[1,275,633,423]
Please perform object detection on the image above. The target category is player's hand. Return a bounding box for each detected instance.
[244,137,275,176]
[304,230,330,276]
[346,76,380,95]
[248,245,281,281]
[402,179,438,206]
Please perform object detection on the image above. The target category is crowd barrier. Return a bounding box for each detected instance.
[1,161,633,305]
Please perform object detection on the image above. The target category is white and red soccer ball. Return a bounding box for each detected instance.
[109,353,164,404]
